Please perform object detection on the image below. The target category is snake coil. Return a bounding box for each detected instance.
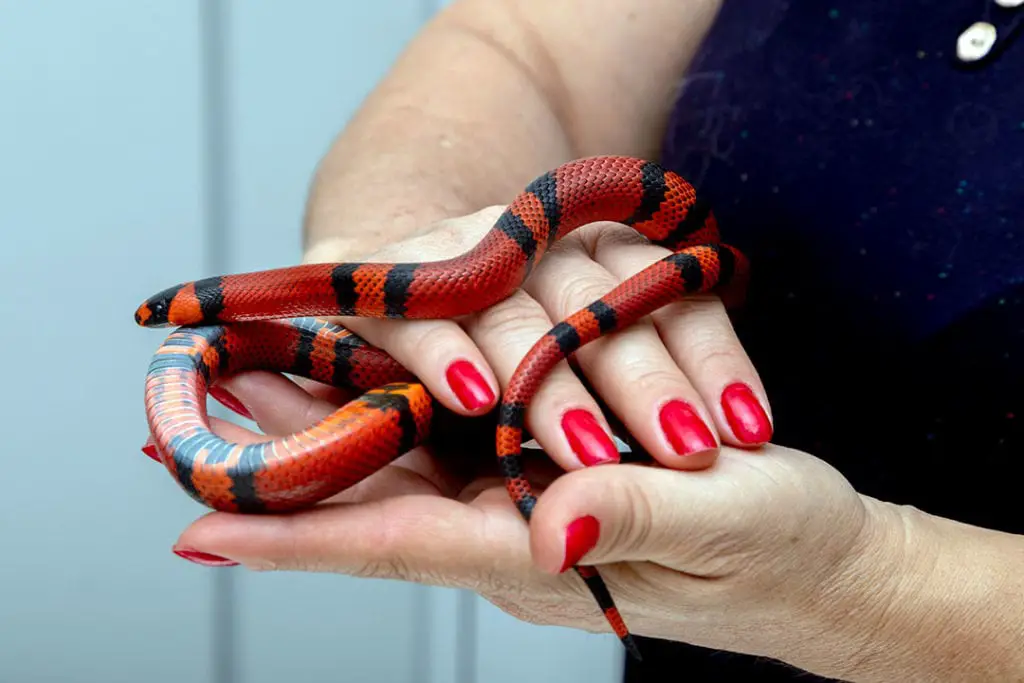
[135,156,749,660]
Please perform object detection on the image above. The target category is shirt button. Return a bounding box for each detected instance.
[957,21,998,61]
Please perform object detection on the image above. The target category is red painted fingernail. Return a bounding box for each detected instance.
[173,547,239,567]
[445,360,495,411]
[208,385,253,420]
[658,400,718,456]
[561,515,600,572]
[721,383,773,444]
[561,410,620,466]
[141,439,160,462]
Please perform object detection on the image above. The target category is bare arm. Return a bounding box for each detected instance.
[298,3,1024,680]
[805,501,1024,682]
[301,0,722,261]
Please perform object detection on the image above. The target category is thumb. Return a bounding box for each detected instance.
[174,492,531,589]
[528,462,742,574]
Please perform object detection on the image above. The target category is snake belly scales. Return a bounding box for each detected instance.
[134,155,749,660]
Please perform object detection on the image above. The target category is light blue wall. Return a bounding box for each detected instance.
[0,2,620,680]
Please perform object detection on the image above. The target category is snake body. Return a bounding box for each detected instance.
[135,156,749,660]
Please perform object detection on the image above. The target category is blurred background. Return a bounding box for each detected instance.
[0,2,621,681]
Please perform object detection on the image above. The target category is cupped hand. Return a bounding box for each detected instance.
[165,373,879,673]
[302,206,773,474]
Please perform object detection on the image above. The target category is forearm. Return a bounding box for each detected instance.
[808,499,1024,681]
[302,0,721,262]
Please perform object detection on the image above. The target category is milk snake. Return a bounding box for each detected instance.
[135,155,749,660]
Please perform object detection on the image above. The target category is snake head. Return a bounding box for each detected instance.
[134,284,183,327]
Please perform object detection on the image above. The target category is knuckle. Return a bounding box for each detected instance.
[602,476,655,554]
[622,566,690,611]
[384,321,460,360]
[617,357,685,396]
[428,221,486,252]
[659,293,724,320]
[554,271,616,318]
[434,205,505,242]
[577,221,648,256]
[342,513,427,583]
[472,290,549,341]
[629,488,662,558]
[685,331,749,370]
[591,221,653,253]
[654,303,751,371]
[542,229,588,259]
[366,206,505,261]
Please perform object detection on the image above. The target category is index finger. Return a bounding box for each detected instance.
[175,490,539,588]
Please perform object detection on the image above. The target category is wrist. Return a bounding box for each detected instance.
[797,497,1024,682]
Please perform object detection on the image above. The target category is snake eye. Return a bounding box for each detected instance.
[143,298,171,326]
[135,286,180,327]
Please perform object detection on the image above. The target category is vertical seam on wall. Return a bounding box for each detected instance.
[413,0,480,669]
[201,0,229,275]
[455,592,478,683]
[411,587,430,682]
[422,0,478,675]
[199,1,235,682]
[424,3,477,678]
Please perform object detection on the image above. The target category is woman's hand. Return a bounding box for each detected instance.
[165,373,881,679]
[303,206,773,475]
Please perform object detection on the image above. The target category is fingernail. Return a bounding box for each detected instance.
[445,360,495,411]
[658,400,718,456]
[141,439,160,462]
[173,547,239,567]
[561,515,600,572]
[721,383,773,444]
[561,410,621,466]
[208,385,253,420]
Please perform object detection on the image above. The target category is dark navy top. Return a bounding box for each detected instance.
[628,2,1023,680]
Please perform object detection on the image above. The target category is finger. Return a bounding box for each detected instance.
[524,227,720,470]
[589,226,773,447]
[217,371,343,437]
[174,493,537,587]
[306,206,504,418]
[289,375,356,406]
[206,371,356,425]
[340,317,500,417]
[528,458,754,574]
[465,287,622,471]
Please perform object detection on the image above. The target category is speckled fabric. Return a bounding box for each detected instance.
[628,2,1022,680]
